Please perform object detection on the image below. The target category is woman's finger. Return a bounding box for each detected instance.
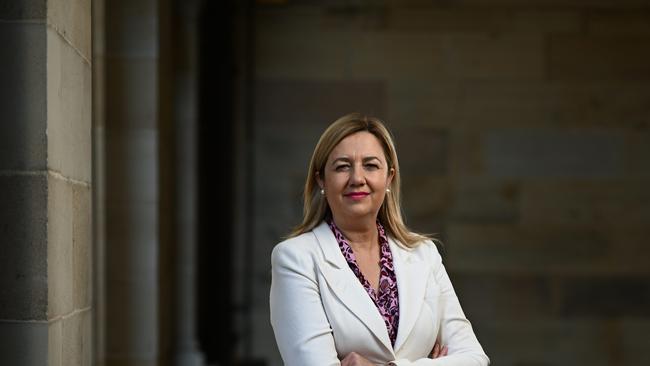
[441,345,448,356]
[341,351,374,366]
[430,343,440,358]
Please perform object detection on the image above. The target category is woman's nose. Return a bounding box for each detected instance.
[349,166,365,185]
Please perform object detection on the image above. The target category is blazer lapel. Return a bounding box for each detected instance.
[313,222,394,355]
[390,238,428,353]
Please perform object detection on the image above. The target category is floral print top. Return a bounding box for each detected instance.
[326,217,400,347]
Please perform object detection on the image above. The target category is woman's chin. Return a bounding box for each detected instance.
[339,208,377,220]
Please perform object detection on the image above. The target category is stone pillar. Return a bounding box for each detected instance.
[0,0,92,365]
[172,1,205,365]
[104,0,160,365]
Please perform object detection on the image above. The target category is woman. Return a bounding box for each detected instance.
[270,113,489,366]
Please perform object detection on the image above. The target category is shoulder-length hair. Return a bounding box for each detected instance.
[288,112,430,248]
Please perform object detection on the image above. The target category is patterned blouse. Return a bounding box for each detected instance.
[327,218,400,347]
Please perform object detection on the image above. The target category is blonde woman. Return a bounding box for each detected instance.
[270,113,489,366]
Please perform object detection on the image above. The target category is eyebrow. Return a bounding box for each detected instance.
[331,156,382,165]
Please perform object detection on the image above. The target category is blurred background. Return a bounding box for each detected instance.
[1,0,650,365]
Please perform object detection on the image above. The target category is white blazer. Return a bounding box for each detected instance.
[270,221,489,366]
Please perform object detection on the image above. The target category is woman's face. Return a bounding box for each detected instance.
[317,131,394,224]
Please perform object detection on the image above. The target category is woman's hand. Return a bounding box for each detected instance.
[429,342,448,359]
[341,352,375,366]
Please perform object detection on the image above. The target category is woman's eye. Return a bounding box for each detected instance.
[365,164,379,170]
[335,165,349,171]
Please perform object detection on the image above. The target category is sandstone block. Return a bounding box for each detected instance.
[73,184,92,309]
[47,174,74,319]
[62,310,92,366]
[483,128,625,178]
[550,35,650,80]
[48,0,91,60]
[47,28,92,183]
[0,23,47,171]
[0,174,48,320]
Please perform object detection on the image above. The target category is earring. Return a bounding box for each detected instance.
[320,189,325,195]
[386,188,391,193]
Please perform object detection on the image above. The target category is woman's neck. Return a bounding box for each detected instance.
[332,216,378,251]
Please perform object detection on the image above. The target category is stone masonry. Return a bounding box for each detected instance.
[0,0,92,365]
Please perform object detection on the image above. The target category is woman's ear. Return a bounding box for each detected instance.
[315,170,324,189]
[387,167,395,186]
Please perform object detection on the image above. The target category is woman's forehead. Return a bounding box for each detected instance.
[329,131,385,157]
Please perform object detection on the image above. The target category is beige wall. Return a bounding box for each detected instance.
[247,2,650,365]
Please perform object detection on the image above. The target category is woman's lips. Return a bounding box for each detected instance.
[345,192,369,199]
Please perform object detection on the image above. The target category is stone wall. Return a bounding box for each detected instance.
[246,1,650,365]
[0,0,92,365]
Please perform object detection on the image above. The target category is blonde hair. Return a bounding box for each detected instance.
[288,112,430,248]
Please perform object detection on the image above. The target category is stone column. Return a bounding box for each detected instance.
[172,1,205,365]
[0,0,92,365]
[104,0,160,365]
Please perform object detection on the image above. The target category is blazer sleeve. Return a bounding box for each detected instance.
[269,240,341,366]
[389,241,490,366]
